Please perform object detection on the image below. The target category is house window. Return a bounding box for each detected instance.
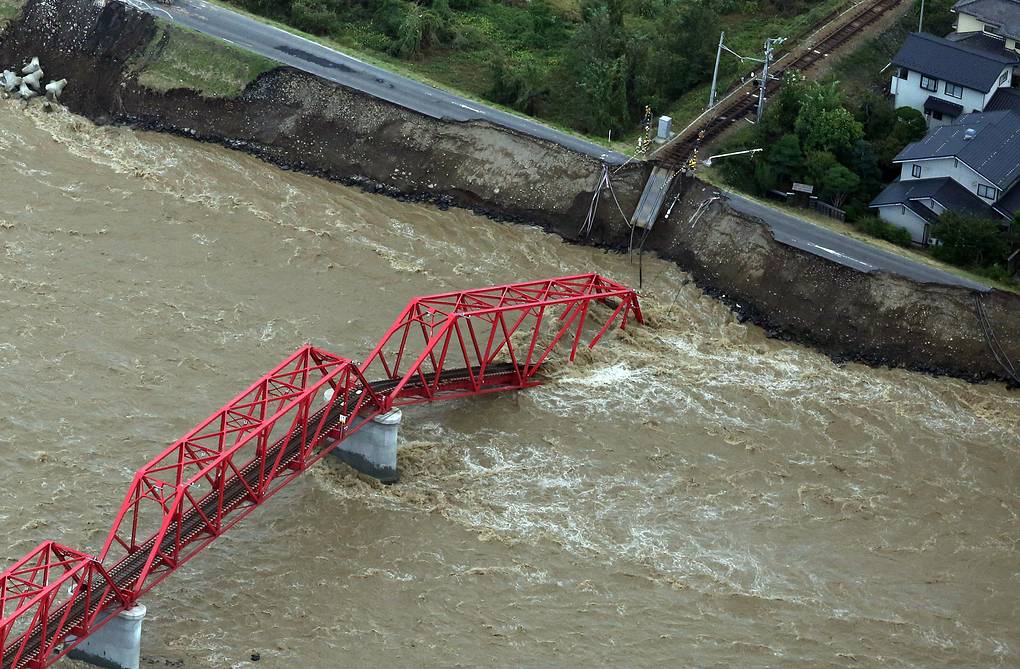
[1000,70,1010,86]
[896,67,909,80]
[945,82,963,99]
[912,164,922,178]
[985,24,1000,36]
[920,75,939,92]
[977,184,998,200]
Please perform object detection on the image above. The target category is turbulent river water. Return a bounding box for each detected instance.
[0,101,1017,668]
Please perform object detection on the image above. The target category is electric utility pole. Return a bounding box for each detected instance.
[708,31,725,109]
[756,37,785,123]
[918,0,925,32]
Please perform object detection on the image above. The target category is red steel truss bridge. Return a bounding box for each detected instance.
[0,274,642,669]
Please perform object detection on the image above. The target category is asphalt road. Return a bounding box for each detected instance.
[134,0,628,165]
[723,192,990,291]
[131,0,988,292]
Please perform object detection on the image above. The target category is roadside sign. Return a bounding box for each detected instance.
[792,182,814,194]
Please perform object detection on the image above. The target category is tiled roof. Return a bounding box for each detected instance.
[994,180,1020,216]
[924,95,965,117]
[870,177,1000,219]
[946,30,1020,59]
[985,86,1020,112]
[891,32,1016,90]
[954,0,1020,41]
[894,111,1020,189]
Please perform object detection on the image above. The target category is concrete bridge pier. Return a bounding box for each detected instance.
[332,409,402,483]
[68,604,146,669]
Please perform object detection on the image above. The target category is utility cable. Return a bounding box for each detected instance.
[974,295,1020,385]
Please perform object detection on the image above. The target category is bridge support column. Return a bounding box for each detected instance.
[332,409,401,483]
[68,604,146,669]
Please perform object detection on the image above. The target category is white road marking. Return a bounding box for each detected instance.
[800,241,874,270]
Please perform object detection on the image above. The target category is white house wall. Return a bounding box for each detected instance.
[956,13,986,34]
[892,69,989,118]
[876,205,929,243]
[898,157,1000,201]
[983,67,1014,106]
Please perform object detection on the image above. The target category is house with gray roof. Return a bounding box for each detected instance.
[870,110,1020,244]
[954,0,1020,50]
[889,32,1018,126]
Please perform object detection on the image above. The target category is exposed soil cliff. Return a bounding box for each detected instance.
[0,0,648,228]
[623,180,1020,385]
[1,0,1017,385]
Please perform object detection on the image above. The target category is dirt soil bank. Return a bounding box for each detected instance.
[625,180,1020,386]
[1,0,1017,385]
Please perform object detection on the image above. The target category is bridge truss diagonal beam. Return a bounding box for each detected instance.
[0,274,642,669]
[360,273,643,408]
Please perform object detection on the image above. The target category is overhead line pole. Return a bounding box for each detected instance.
[756,37,785,123]
[708,31,725,109]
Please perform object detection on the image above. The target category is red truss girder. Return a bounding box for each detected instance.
[0,274,641,669]
[360,273,643,408]
[0,542,127,669]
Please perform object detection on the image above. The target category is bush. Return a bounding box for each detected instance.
[371,0,407,38]
[391,0,454,58]
[856,215,913,247]
[931,212,1011,267]
[489,52,551,114]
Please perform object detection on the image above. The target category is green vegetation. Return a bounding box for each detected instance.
[134,25,276,97]
[715,74,1018,279]
[830,0,957,98]
[713,0,1018,283]
[223,0,849,139]
[855,215,914,247]
[0,0,25,27]
[714,73,926,233]
[931,213,1020,281]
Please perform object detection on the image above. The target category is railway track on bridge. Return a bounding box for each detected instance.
[2,365,510,669]
[654,0,906,170]
[1,275,644,669]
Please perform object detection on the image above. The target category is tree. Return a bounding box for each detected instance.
[803,150,839,189]
[490,53,551,116]
[797,106,864,158]
[892,107,927,144]
[753,160,779,194]
[774,71,809,131]
[560,1,631,134]
[631,4,718,110]
[854,92,896,139]
[931,212,1011,267]
[821,164,860,208]
[391,0,454,58]
[768,133,803,184]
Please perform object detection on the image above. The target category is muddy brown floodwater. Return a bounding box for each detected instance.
[0,102,1017,668]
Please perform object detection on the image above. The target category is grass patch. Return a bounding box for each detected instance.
[827,0,955,97]
[652,0,852,139]
[134,24,276,98]
[0,0,25,28]
[209,0,869,143]
[199,0,628,152]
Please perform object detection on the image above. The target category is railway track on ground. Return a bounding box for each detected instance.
[654,0,906,169]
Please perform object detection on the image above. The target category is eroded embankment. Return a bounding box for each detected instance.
[629,181,1020,385]
[1,0,1017,385]
[0,0,649,227]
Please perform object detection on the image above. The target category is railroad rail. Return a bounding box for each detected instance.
[0,274,643,669]
[653,0,906,169]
